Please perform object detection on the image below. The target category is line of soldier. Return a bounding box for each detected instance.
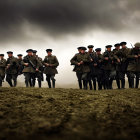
[70,42,140,90]
[0,49,59,88]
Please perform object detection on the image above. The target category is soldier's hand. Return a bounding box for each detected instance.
[77,63,81,66]
[91,59,93,61]
[105,57,109,60]
[134,55,138,58]
[36,68,39,71]
[45,63,49,66]
[94,63,97,66]
[80,61,84,64]
[117,59,120,63]
[24,63,29,66]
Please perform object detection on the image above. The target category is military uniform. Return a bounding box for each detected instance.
[71,47,90,90]
[22,49,40,87]
[115,42,130,88]
[127,43,140,88]
[6,52,19,87]
[112,44,121,89]
[32,50,44,88]
[89,48,104,90]
[17,54,24,75]
[0,54,6,87]
[103,45,116,89]
[43,49,59,88]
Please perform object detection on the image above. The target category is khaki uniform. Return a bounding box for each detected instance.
[43,55,59,88]
[6,57,19,87]
[0,58,6,86]
[71,53,90,89]
[127,48,140,88]
[22,55,40,87]
[102,51,117,89]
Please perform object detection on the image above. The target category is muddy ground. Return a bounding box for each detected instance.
[0,88,140,140]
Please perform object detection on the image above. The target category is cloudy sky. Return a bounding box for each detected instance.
[0,0,140,86]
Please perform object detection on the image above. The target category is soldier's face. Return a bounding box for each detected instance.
[33,53,36,56]
[8,54,13,57]
[81,50,85,54]
[0,56,4,59]
[96,51,101,55]
[116,46,120,50]
[47,52,52,56]
[122,45,126,48]
[89,48,93,52]
[18,56,22,59]
[28,52,33,56]
[107,48,111,51]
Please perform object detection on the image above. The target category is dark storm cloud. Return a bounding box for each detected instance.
[0,0,139,41]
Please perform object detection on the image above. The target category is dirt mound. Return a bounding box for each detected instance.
[0,88,140,140]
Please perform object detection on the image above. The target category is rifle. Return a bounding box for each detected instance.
[26,57,41,73]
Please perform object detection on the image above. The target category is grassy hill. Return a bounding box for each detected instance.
[0,87,140,140]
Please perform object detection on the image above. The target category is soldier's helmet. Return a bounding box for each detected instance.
[134,42,140,48]
[114,43,120,47]
[17,54,23,56]
[7,51,13,54]
[46,49,52,52]
[120,42,127,46]
[88,45,94,48]
[26,49,33,53]
[106,45,112,48]
[95,48,101,52]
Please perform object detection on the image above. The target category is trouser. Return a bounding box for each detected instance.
[76,72,88,90]
[87,72,96,90]
[127,71,135,88]
[135,72,140,88]
[104,70,115,89]
[0,75,5,87]
[32,72,42,88]
[6,74,17,87]
[46,74,56,88]
[24,73,36,87]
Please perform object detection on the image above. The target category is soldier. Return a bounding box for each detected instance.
[43,49,59,88]
[32,50,44,88]
[0,54,6,87]
[103,45,116,89]
[127,43,140,88]
[22,49,40,87]
[6,51,19,87]
[95,48,104,90]
[87,45,96,90]
[71,47,90,90]
[17,54,24,75]
[112,43,122,89]
[115,42,130,89]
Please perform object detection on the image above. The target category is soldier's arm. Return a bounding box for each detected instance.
[70,54,78,65]
[52,56,59,67]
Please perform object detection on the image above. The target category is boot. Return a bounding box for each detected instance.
[121,79,125,89]
[83,80,87,90]
[52,80,55,88]
[93,81,96,90]
[116,80,120,89]
[13,80,17,87]
[8,81,13,87]
[78,81,82,89]
[48,81,51,88]
[89,81,92,90]
[38,81,41,88]
[131,78,134,88]
[135,78,139,88]
[109,79,113,89]
[25,81,29,87]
